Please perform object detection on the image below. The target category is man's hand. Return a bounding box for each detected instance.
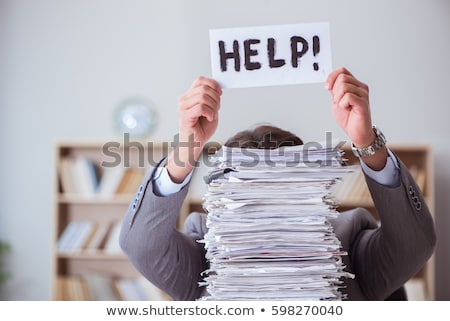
[326,67,388,170]
[178,76,222,148]
[167,77,222,183]
[326,67,374,147]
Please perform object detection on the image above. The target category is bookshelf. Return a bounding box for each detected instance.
[53,140,220,300]
[53,140,172,300]
[53,141,435,300]
[332,143,435,300]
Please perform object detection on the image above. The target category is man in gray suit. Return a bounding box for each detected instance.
[119,67,436,300]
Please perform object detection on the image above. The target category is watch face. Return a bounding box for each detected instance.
[114,99,157,138]
[351,126,386,158]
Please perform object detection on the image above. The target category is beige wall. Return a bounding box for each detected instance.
[1,0,449,299]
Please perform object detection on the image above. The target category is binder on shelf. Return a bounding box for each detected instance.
[58,221,95,254]
[83,222,112,253]
[115,168,145,195]
[103,222,123,255]
[56,275,167,301]
[59,159,145,198]
[83,274,120,301]
[97,167,127,197]
[59,156,99,195]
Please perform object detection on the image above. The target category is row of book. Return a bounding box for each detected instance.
[331,167,373,206]
[331,165,426,206]
[58,156,145,196]
[58,221,122,255]
[56,274,167,301]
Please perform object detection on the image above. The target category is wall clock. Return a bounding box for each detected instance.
[114,98,157,138]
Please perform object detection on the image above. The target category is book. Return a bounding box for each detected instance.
[83,274,120,301]
[114,278,147,301]
[59,156,99,196]
[58,221,95,254]
[83,222,111,253]
[136,276,168,300]
[102,222,123,254]
[59,157,76,194]
[75,156,99,195]
[331,167,373,206]
[114,277,167,301]
[58,221,80,253]
[97,166,126,197]
[115,168,145,195]
[405,278,426,301]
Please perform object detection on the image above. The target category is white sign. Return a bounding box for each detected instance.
[210,22,332,88]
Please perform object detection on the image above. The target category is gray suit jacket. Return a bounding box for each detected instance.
[119,156,436,301]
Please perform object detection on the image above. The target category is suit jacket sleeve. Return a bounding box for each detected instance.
[119,158,207,301]
[352,155,436,300]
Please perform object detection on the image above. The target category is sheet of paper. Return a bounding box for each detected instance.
[210,22,332,88]
[199,143,356,300]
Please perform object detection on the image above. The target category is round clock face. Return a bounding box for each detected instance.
[114,99,157,137]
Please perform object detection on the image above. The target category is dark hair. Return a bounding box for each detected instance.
[224,125,303,149]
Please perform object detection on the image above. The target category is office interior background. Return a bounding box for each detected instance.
[0,0,449,300]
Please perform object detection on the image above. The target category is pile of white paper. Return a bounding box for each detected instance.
[199,142,356,300]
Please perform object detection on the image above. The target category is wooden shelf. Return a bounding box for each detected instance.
[57,253,129,260]
[53,141,169,300]
[57,194,135,205]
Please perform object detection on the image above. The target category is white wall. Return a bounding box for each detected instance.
[0,0,449,300]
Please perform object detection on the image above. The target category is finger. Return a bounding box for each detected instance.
[335,72,367,89]
[179,89,221,115]
[332,81,368,105]
[336,92,369,113]
[198,85,222,108]
[182,81,222,107]
[190,76,223,96]
[184,103,217,123]
[325,67,354,90]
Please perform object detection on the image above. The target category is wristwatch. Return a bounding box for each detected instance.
[351,125,387,158]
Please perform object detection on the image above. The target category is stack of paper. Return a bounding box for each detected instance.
[199,142,357,300]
